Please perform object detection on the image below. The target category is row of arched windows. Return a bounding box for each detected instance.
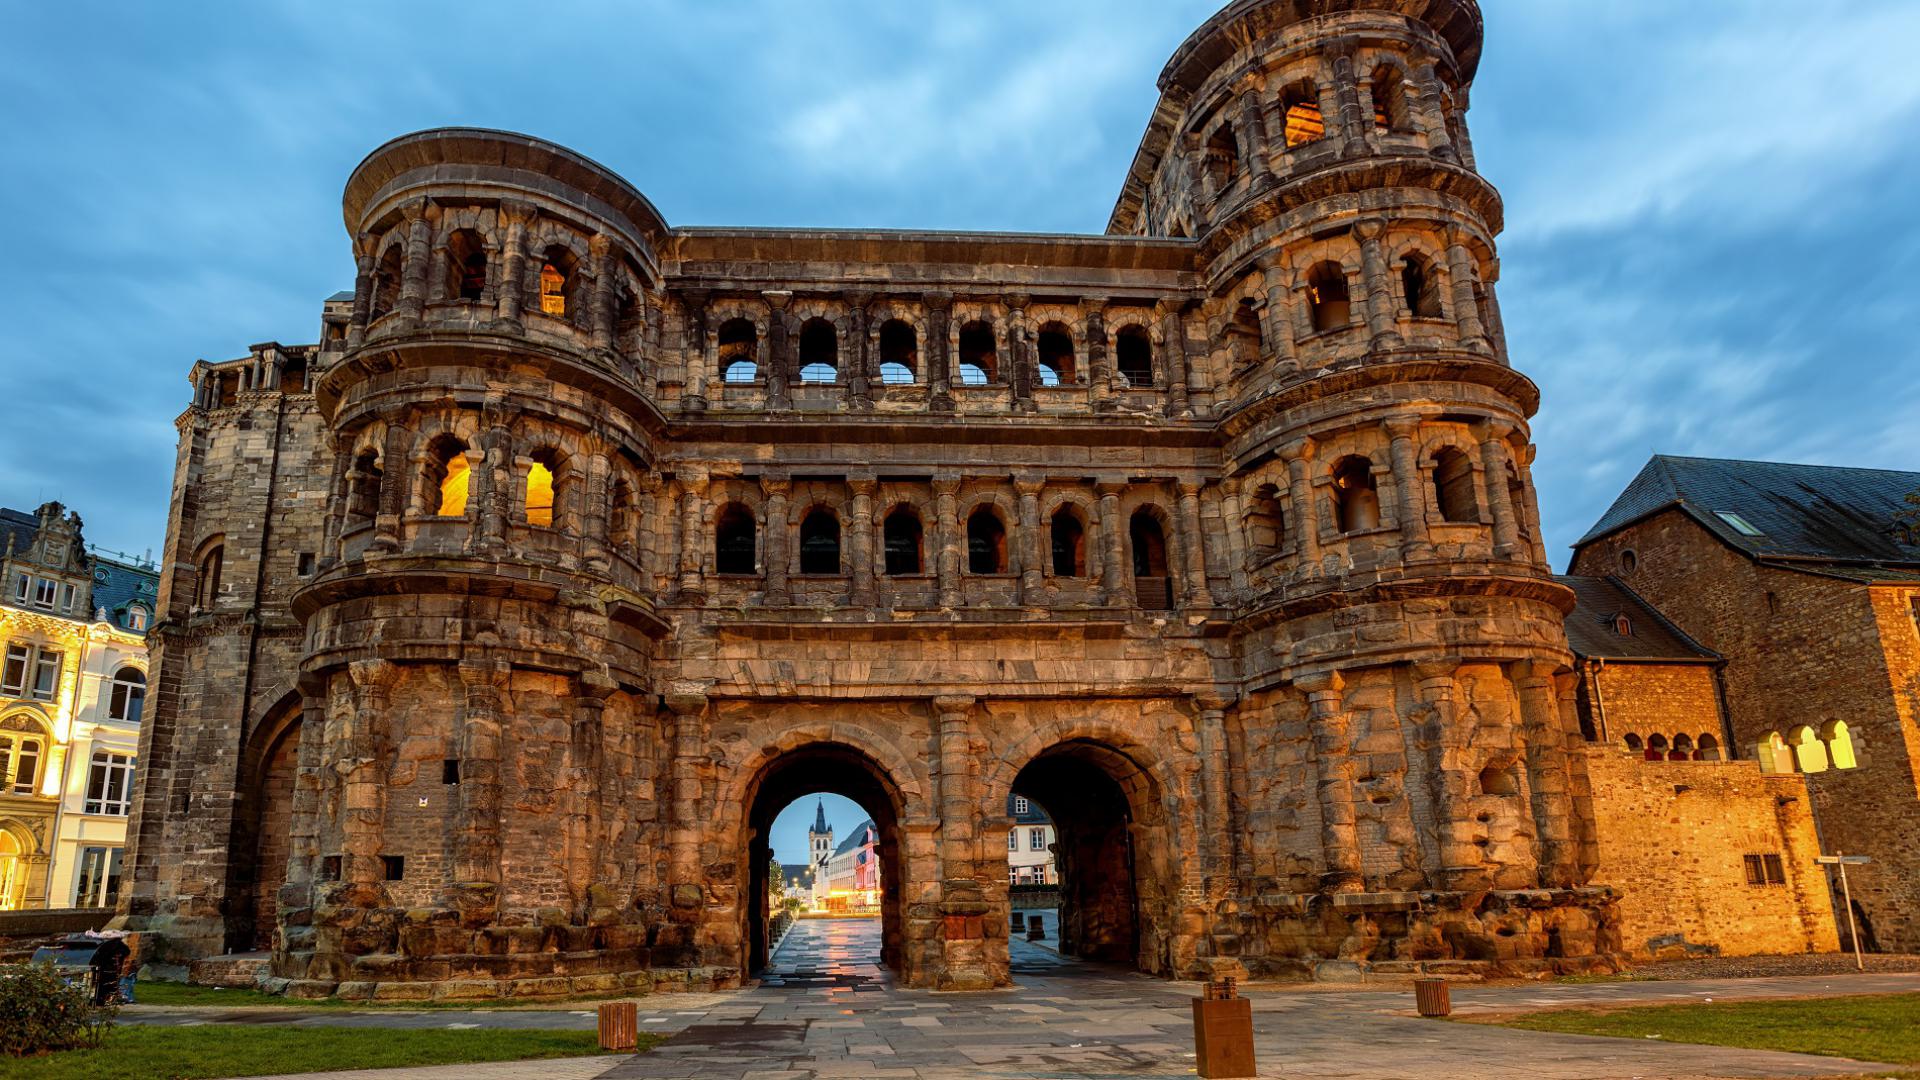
[1758,723,1858,775]
[1201,58,1445,196]
[1240,446,1516,562]
[1622,732,1722,762]
[1299,253,1446,334]
[716,316,1157,389]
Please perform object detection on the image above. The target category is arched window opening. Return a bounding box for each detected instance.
[347,448,383,525]
[1331,455,1380,533]
[1050,507,1086,577]
[525,450,562,529]
[719,318,758,384]
[1623,733,1643,754]
[1789,725,1830,773]
[1036,325,1075,387]
[537,248,577,319]
[1,717,48,795]
[1401,254,1444,318]
[108,666,146,724]
[1670,734,1694,762]
[425,435,471,517]
[1694,733,1720,761]
[799,318,838,384]
[883,508,923,576]
[1205,123,1240,190]
[1130,510,1172,610]
[967,508,1007,575]
[1432,448,1476,523]
[1757,731,1794,774]
[715,503,757,575]
[614,285,643,351]
[1371,65,1411,133]
[445,229,488,302]
[196,542,224,608]
[1477,763,1519,796]
[958,321,997,385]
[1644,733,1668,763]
[1281,83,1325,147]
[1306,262,1351,333]
[370,245,403,321]
[1822,720,1858,770]
[1621,550,1639,574]
[1115,325,1154,388]
[1245,483,1285,560]
[1228,300,1265,372]
[799,508,841,575]
[879,319,918,385]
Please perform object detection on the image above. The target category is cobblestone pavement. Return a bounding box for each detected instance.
[119,919,1920,1078]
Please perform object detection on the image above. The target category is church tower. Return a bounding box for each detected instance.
[808,800,833,869]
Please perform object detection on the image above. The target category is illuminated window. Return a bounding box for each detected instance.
[427,437,471,517]
[84,752,135,815]
[525,455,558,528]
[1306,262,1351,333]
[1332,456,1380,533]
[1757,730,1793,773]
[1613,614,1633,637]
[1822,720,1858,770]
[108,667,145,723]
[30,649,59,701]
[539,262,568,317]
[126,606,148,632]
[1282,83,1325,147]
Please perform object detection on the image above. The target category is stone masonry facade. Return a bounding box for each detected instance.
[121,0,1631,999]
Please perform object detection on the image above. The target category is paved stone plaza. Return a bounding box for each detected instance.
[139,919,1915,1080]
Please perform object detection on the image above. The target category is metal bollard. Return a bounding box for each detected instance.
[1413,977,1452,1018]
[598,1000,639,1051]
[1192,977,1257,1079]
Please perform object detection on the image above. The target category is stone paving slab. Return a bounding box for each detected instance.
[242,1056,626,1080]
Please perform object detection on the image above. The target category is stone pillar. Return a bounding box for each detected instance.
[449,660,508,916]
[1354,218,1403,351]
[849,477,877,607]
[1475,421,1523,561]
[347,237,374,348]
[1194,692,1236,894]
[1097,482,1131,606]
[678,468,708,602]
[681,290,711,414]
[764,291,793,410]
[847,294,873,409]
[1383,414,1433,561]
[580,437,612,575]
[1413,661,1481,891]
[1176,481,1213,607]
[1278,438,1320,575]
[495,201,531,330]
[318,445,350,571]
[1410,54,1457,161]
[1159,299,1192,418]
[471,410,512,555]
[1082,300,1115,412]
[1443,228,1490,353]
[1015,479,1044,604]
[1515,444,1551,568]
[761,474,791,606]
[340,659,399,888]
[932,694,995,990]
[566,671,616,915]
[926,291,954,413]
[588,234,616,354]
[396,201,435,326]
[1451,86,1478,170]
[1236,74,1275,185]
[1299,671,1362,892]
[663,693,708,914]
[1216,477,1250,600]
[1516,662,1578,888]
[636,472,661,585]
[933,474,961,608]
[1182,133,1212,230]
[1330,41,1368,157]
[1256,255,1301,376]
[1006,295,1034,410]
[369,421,410,554]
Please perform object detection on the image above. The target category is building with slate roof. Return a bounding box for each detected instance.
[1572,455,1920,954]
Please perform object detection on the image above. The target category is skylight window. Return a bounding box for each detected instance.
[1714,511,1763,537]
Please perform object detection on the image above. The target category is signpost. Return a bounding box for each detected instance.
[1815,853,1871,971]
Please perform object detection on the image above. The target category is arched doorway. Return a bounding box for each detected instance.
[228,699,302,953]
[1009,739,1169,974]
[0,821,33,911]
[741,743,906,980]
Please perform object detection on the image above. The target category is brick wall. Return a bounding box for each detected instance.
[1584,747,1837,957]
[1586,661,1725,756]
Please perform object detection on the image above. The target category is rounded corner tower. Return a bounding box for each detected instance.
[121,0,1620,1000]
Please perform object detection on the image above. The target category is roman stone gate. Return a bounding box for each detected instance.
[120,0,1624,998]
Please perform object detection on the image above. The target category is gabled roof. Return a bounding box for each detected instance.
[91,556,159,633]
[830,818,876,858]
[1555,576,1718,663]
[1576,455,1920,566]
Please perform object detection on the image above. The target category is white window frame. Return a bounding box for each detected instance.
[59,582,76,613]
[1013,795,1029,814]
[1,732,43,794]
[12,574,26,602]
[127,606,148,631]
[108,668,145,723]
[30,649,60,701]
[1029,827,1046,852]
[84,751,135,815]
[31,577,56,609]
[1007,829,1019,851]
[73,846,124,908]
[1,644,27,694]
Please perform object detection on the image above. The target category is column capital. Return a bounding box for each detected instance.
[1277,436,1315,463]
[1095,479,1128,498]
[762,289,793,310]
[1177,478,1206,498]
[347,658,400,692]
[1411,659,1460,693]
[498,198,536,225]
[1352,217,1388,242]
[1294,670,1345,699]
[1472,418,1517,445]
[589,232,614,257]
[662,692,709,717]
[1381,412,1427,441]
[759,472,792,498]
[1194,690,1237,714]
[933,473,963,498]
[575,668,619,702]
[457,657,512,689]
[1013,477,1046,498]
[923,289,954,312]
[848,476,878,499]
[931,694,976,717]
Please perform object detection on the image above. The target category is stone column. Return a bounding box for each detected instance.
[1330,41,1368,157]
[1278,438,1320,576]
[849,476,877,607]
[1413,661,1481,891]
[1475,421,1523,561]
[495,201,531,330]
[588,234,616,354]
[1451,86,1478,170]
[1006,294,1034,409]
[1176,481,1213,607]
[318,445,350,571]
[1299,670,1362,892]
[1515,444,1551,568]
[764,291,793,410]
[1194,692,1236,894]
[926,291,955,413]
[580,437,612,576]
[1082,300,1115,412]
[1159,299,1192,418]
[681,289,711,414]
[450,660,508,908]
[932,694,994,990]
[347,237,374,348]
[1097,481,1131,606]
[1216,477,1250,600]
[678,468,709,602]
[1236,74,1275,185]
[1354,218,1403,351]
[340,659,399,888]
[396,201,435,326]
[281,684,328,923]
[471,410,512,555]
[847,294,873,409]
[1256,255,1301,376]
[1182,133,1212,230]
[566,671,616,915]
[933,474,961,608]
[1443,228,1490,353]
[663,693,708,913]
[761,474,791,606]
[1015,479,1044,604]
[370,421,410,554]
[636,473,661,585]
[1409,54,1457,161]
[1383,414,1433,561]
[1516,662,1578,888]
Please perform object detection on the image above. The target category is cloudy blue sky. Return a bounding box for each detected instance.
[3,0,1915,569]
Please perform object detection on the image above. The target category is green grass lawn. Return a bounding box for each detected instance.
[132,980,631,1011]
[1495,992,1920,1067]
[7,1025,658,1080]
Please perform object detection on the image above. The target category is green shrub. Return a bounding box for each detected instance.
[0,963,117,1057]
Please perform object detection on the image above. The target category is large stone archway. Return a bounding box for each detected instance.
[226,695,303,953]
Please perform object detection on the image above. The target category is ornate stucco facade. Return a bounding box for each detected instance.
[122,0,1629,998]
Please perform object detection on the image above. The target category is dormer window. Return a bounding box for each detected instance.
[127,606,148,632]
[1612,613,1633,637]
[1714,511,1763,537]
